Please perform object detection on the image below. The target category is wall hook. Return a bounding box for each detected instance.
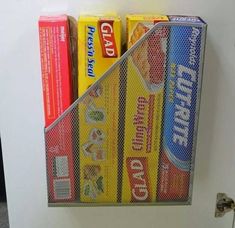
[215,193,235,217]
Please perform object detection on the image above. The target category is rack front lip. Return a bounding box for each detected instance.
[48,200,192,207]
[44,21,207,206]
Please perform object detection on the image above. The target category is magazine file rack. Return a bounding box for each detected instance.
[45,21,207,207]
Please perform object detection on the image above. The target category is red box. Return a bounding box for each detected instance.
[39,15,75,202]
[39,15,72,126]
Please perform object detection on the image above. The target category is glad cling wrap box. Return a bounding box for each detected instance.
[39,15,75,202]
[126,14,169,49]
[157,15,207,201]
[78,15,121,95]
[121,15,169,202]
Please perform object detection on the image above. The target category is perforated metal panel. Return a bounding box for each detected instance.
[45,21,207,206]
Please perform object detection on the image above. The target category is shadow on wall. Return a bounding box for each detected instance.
[0,138,6,202]
[195,32,221,180]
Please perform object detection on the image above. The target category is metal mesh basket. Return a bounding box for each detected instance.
[45,21,207,206]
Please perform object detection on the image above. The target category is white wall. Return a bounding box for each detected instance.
[1,0,235,228]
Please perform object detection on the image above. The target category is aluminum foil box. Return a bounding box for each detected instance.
[39,15,75,202]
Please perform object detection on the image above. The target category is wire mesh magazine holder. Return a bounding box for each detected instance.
[45,21,207,206]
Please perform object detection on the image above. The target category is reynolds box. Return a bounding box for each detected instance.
[78,15,122,95]
[157,15,207,201]
[39,15,75,202]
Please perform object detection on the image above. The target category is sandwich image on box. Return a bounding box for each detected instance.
[39,15,75,202]
[78,15,122,95]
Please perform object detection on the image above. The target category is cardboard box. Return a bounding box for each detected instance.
[77,15,121,203]
[78,15,122,96]
[126,14,169,49]
[157,15,207,201]
[120,14,169,202]
[39,15,75,202]
[78,68,120,203]
[68,16,79,101]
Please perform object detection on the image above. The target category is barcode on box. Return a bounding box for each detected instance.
[53,179,71,200]
[54,156,69,178]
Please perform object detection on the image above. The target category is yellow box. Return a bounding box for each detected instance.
[79,66,121,203]
[126,14,168,49]
[121,14,169,202]
[78,15,122,95]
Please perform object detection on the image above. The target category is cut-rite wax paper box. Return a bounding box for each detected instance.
[78,15,122,96]
[39,15,75,202]
[157,15,206,201]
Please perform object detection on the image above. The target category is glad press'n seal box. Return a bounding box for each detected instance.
[78,15,121,203]
[78,15,122,96]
